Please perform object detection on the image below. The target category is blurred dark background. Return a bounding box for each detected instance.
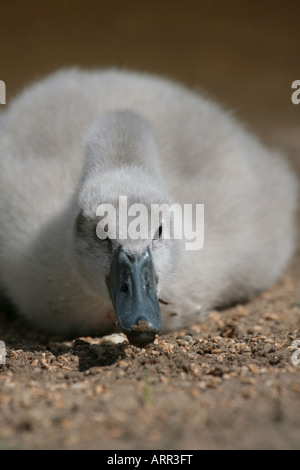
[0,0,300,159]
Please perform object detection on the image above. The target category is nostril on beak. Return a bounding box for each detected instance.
[120,281,129,293]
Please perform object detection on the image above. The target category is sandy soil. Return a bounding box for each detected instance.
[0,271,300,450]
[0,0,300,451]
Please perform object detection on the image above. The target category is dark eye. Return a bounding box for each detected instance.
[74,210,86,237]
[153,224,163,240]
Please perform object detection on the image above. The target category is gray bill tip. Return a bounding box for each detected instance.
[125,320,158,347]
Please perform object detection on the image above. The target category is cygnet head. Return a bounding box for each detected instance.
[72,110,182,346]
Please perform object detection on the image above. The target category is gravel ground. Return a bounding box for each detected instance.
[0,272,300,450]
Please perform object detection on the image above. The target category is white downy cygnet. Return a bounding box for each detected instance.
[0,68,297,345]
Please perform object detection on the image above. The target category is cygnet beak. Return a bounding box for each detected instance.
[106,246,162,346]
